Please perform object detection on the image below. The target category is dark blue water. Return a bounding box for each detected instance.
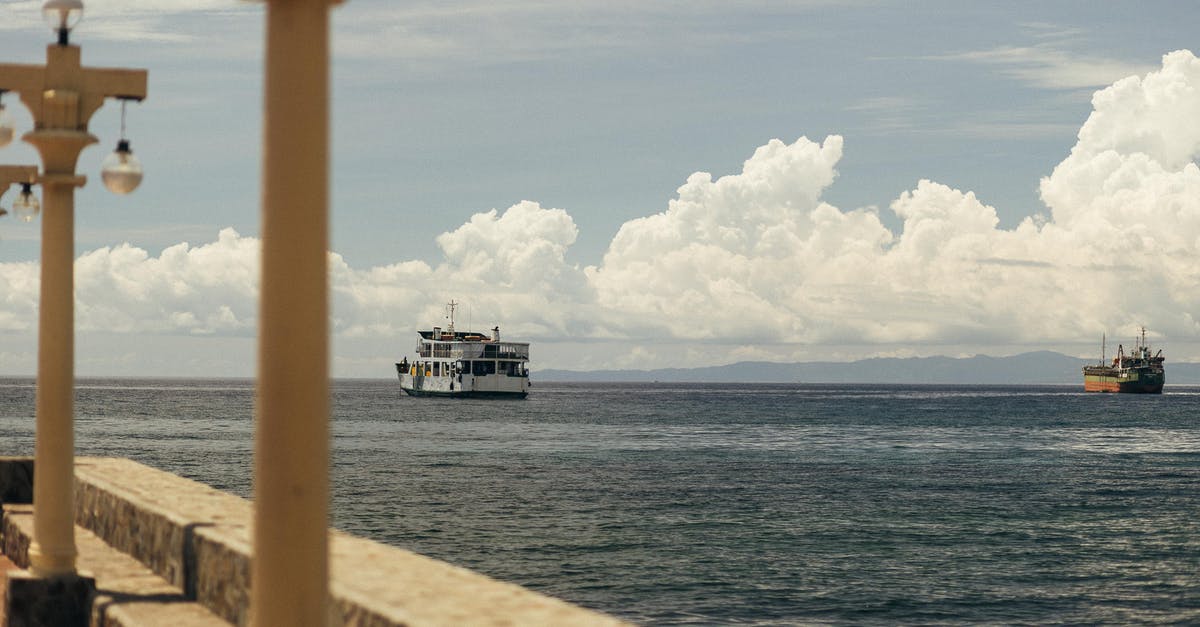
[1,379,1198,625]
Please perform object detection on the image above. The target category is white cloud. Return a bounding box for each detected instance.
[949,45,1155,90]
[5,50,1200,374]
[914,22,1155,91]
[0,227,263,337]
[333,200,592,342]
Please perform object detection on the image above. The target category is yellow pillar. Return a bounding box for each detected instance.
[27,166,88,576]
[251,1,335,624]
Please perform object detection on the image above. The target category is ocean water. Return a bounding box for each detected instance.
[0,378,1198,625]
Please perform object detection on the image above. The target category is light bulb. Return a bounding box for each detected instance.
[0,105,13,148]
[12,184,39,223]
[43,0,83,44]
[101,139,143,194]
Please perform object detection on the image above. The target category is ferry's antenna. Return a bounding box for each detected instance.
[446,300,458,335]
[1101,332,1106,366]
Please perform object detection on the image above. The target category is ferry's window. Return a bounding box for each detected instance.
[433,362,441,377]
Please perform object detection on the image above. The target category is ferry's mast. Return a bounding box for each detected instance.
[446,300,458,335]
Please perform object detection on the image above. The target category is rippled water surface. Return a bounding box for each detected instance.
[1,379,1198,625]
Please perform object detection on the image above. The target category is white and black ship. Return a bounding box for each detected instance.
[396,302,530,398]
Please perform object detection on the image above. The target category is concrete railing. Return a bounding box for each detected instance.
[0,457,627,626]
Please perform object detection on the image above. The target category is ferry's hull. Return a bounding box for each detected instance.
[400,387,527,399]
[1083,372,1164,394]
[396,366,529,399]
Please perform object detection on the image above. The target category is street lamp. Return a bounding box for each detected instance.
[43,0,83,46]
[0,165,39,222]
[0,0,147,579]
[12,183,41,221]
[100,100,143,194]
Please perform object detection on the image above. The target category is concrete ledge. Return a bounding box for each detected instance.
[2,504,34,569]
[65,457,627,626]
[74,458,247,593]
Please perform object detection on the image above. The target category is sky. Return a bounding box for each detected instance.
[1,1,1200,377]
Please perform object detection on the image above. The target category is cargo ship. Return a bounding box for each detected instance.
[395,302,530,398]
[1082,328,1164,393]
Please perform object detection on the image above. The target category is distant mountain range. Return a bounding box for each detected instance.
[534,351,1200,385]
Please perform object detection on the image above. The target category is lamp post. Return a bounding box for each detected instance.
[0,1,147,576]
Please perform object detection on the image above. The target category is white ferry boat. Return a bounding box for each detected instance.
[395,302,531,398]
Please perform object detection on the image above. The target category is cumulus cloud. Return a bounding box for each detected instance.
[580,50,1200,352]
[333,200,591,342]
[1,228,257,338]
[5,50,1200,372]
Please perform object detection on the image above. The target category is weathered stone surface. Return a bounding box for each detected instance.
[74,458,249,592]
[191,524,251,626]
[2,504,34,569]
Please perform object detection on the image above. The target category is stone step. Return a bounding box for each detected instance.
[2,504,230,627]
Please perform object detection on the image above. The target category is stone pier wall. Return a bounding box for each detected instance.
[0,456,627,626]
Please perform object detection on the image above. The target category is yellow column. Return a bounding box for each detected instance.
[30,178,74,575]
[252,1,333,625]
[24,135,93,576]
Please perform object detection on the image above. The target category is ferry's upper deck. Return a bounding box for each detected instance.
[416,326,530,361]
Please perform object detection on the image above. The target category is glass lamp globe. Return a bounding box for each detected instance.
[43,0,84,38]
[12,184,40,223]
[0,105,14,148]
[101,140,143,194]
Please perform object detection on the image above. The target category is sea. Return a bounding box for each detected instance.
[0,378,1198,626]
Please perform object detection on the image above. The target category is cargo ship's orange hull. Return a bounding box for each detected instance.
[1084,378,1121,393]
